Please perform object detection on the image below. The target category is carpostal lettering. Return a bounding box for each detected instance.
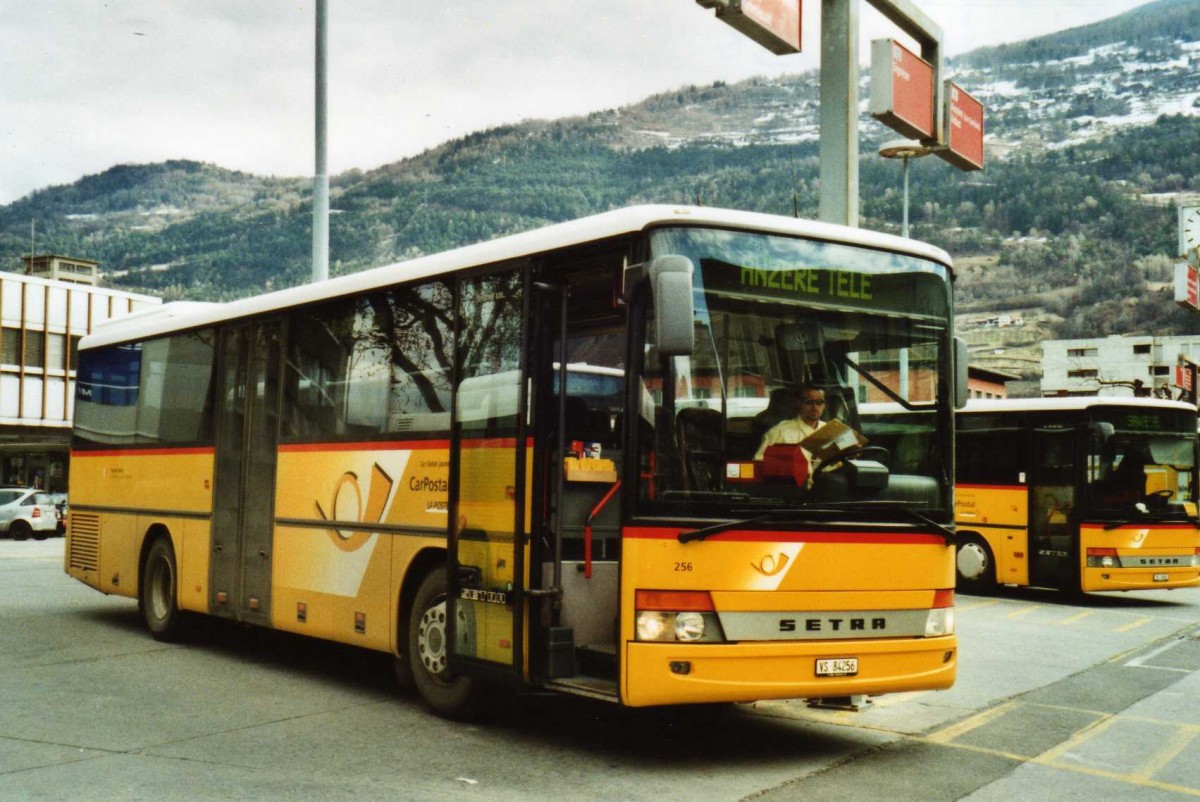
[410,476,449,493]
[780,617,887,633]
[739,267,872,301]
[460,588,509,605]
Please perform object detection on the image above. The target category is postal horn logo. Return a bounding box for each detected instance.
[751,552,790,577]
[314,463,394,552]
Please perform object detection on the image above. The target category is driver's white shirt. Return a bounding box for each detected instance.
[754,417,825,462]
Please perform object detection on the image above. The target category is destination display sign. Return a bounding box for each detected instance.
[699,258,949,318]
[869,39,935,141]
[698,0,801,55]
[938,81,985,171]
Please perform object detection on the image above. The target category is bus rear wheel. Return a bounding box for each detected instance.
[956,536,996,594]
[408,567,482,719]
[140,536,189,642]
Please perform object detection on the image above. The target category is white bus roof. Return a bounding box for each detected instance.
[960,397,1198,415]
[82,204,953,350]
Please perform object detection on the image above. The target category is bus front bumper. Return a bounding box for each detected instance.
[623,635,956,707]
[1082,567,1200,592]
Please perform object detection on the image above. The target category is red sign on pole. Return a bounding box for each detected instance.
[869,39,934,141]
[1176,365,1193,392]
[1175,262,1199,310]
[938,81,984,171]
[697,0,801,55]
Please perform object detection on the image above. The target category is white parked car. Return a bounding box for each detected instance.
[0,488,59,541]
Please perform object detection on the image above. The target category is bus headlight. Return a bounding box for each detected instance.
[924,607,955,637]
[634,590,725,642]
[636,611,671,642]
[1086,548,1120,568]
[674,611,706,641]
[925,589,955,637]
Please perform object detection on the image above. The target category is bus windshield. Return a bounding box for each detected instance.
[1085,408,1198,518]
[636,226,953,519]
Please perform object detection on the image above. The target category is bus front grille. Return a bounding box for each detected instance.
[69,513,100,572]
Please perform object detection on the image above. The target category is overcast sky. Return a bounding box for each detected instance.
[0,0,1156,205]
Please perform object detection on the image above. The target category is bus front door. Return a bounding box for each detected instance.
[210,320,281,625]
[1029,429,1077,590]
[447,271,526,680]
[528,260,625,689]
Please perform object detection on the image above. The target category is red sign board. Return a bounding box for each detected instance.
[1176,365,1193,392]
[700,0,801,55]
[869,39,934,141]
[939,81,984,171]
[1175,262,1199,310]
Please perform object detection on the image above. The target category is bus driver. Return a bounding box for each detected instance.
[754,384,828,463]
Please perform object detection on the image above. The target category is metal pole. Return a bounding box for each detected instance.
[901,155,910,238]
[312,0,330,284]
[819,0,860,227]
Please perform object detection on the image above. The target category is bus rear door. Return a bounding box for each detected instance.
[211,320,282,625]
[1029,428,1077,589]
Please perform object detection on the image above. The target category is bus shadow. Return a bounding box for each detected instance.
[79,605,870,762]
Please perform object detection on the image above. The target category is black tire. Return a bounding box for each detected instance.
[140,537,189,642]
[33,528,48,541]
[955,535,997,594]
[9,520,31,541]
[408,567,483,719]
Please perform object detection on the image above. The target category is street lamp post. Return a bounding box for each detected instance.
[879,139,934,238]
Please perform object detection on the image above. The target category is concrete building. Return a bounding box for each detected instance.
[967,365,1020,399]
[1,261,160,492]
[1041,334,1200,399]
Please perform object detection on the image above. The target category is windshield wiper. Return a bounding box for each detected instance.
[1101,504,1200,530]
[678,502,955,544]
[679,511,791,543]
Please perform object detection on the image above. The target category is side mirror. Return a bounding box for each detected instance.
[954,336,969,409]
[648,255,695,356]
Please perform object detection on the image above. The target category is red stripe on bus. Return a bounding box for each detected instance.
[1081,523,1194,531]
[71,446,215,458]
[278,440,452,453]
[624,526,947,545]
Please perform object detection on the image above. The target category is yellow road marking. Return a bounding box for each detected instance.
[1135,726,1198,780]
[1115,617,1152,633]
[956,598,1002,612]
[1058,610,1093,626]
[1037,713,1117,764]
[926,700,1018,744]
[919,717,1200,798]
[1004,604,1041,619]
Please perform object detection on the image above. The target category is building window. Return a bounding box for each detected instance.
[1068,348,1098,358]
[24,331,45,369]
[1067,369,1098,379]
[1150,365,1170,376]
[69,336,81,371]
[1,327,22,365]
[1133,344,1151,355]
[47,333,65,371]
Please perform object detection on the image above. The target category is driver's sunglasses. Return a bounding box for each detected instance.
[800,398,826,405]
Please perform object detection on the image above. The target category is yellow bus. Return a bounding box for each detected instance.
[67,205,962,718]
[955,397,1200,594]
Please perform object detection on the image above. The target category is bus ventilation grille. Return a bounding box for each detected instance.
[69,513,101,572]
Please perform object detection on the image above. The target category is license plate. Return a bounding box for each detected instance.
[1154,573,1169,582]
[816,657,858,677]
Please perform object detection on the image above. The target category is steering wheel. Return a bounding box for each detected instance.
[815,446,891,474]
[1146,489,1174,503]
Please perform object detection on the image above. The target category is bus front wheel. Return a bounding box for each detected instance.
[408,567,482,719]
[140,536,189,642]
[956,536,996,594]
